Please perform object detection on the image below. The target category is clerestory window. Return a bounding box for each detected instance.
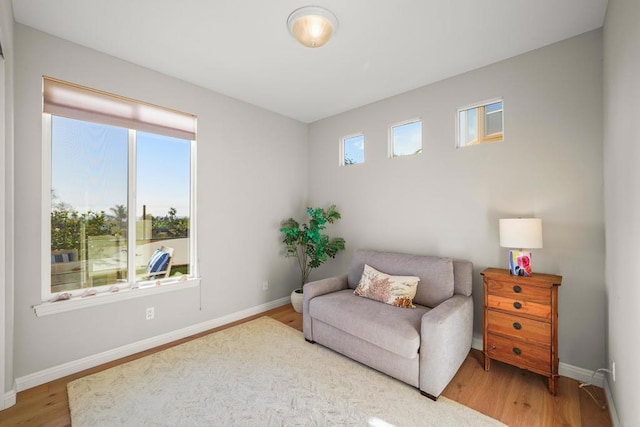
[389,119,422,158]
[457,99,504,147]
[340,133,365,166]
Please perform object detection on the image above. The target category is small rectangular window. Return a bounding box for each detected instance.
[458,99,503,147]
[340,133,364,166]
[389,119,422,158]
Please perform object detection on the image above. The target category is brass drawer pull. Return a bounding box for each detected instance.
[513,322,522,330]
[513,347,522,355]
[513,285,522,293]
[513,301,522,309]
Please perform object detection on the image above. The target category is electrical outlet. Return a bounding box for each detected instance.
[262,280,269,291]
[612,360,616,382]
[146,307,155,320]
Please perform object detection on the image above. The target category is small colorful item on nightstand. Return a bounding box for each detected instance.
[509,250,533,276]
[499,218,543,276]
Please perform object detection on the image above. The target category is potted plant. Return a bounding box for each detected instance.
[280,204,346,313]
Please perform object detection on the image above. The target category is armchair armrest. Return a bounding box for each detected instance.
[419,294,473,398]
[302,274,348,341]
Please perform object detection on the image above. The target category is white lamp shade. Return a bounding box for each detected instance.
[499,218,543,249]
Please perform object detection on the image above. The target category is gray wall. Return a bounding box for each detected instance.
[308,31,605,372]
[12,24,308,377]
[603,0,640,425]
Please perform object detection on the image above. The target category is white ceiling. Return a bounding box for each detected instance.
[12,0,608,123]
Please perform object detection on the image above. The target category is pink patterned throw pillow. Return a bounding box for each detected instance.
[354,264,420,308]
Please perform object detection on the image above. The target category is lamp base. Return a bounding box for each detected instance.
[509,250,533,276]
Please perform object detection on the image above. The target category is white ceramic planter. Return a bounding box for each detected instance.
[290,288,303,313]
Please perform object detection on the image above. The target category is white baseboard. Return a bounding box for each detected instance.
[471,333,605,387]
[558,362,605,387]
[603,376,621,427]
[15,296,291,392]
[2,386,16,410]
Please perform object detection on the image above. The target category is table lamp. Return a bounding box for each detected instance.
[499,218,543,276]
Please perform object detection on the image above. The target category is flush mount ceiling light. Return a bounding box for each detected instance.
[287,6,338,48]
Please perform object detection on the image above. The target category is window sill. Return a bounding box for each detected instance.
[33,277,201,317]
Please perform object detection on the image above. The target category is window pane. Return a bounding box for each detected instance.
[136,132,190,281]
[51,116,128,293]
[391,120,422,157]
[343,134,364,165]
[467,109,478,143]
[486,110,503,135]
[459,109,477,146]
[485,101,503,136]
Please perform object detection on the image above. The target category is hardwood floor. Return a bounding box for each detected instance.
[0,305,610,426]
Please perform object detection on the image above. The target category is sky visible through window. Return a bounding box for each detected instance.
[51,116,190,218]
[392,120,422,156]
[486,101,502,114]
[343,134,364,165]
[462,108,478,142]
[137,131,190,218]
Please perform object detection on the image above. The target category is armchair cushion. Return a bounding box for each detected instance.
[308,289,430,359]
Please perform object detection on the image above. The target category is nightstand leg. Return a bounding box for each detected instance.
[548,376,558,395]
[483,353,490,371]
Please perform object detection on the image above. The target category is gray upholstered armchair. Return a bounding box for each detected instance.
[303,250,474,400]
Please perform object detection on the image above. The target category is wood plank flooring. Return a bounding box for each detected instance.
[0,304,611,426]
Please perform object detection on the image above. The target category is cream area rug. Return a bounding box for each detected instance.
[68,317,504,426]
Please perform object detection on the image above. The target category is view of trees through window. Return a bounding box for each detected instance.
[50,204,189,256]
[342,134,365,165]
[390,120,422,157]
[50,115,191,294]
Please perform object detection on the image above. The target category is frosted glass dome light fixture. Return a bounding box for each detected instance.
[287,6,338,48]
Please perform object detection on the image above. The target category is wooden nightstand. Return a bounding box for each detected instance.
[481,267,562,394]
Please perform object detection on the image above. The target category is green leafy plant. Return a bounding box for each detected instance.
[280,204,346,289]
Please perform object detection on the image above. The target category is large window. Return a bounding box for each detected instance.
[44,77,196,300]
[457,99,503,147]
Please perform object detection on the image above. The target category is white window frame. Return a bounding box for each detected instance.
[388,118,423,158]
[339,132,365,166]
[456,97,504,148]
[37,114,200,317]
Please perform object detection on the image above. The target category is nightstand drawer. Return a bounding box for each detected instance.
[486,333,551,373]
[486,310,551,345]
[486,278,551,304]
[487,294,551,320]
